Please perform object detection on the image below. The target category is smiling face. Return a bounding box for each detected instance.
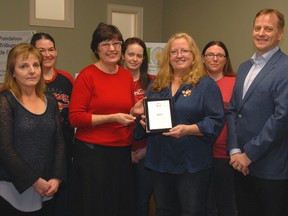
[169,37,193,74]
[97,39,122,66]
[34,38,57,70]
[13,54,41,91]
[253,13,284,55]
[203,45,227,75]
[123,43,144,74]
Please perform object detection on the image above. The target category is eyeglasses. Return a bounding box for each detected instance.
[205,53,226,59]
[99,41,122,49]
[170,49,192,56]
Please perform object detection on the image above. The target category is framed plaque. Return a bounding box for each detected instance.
[144,97,175,133]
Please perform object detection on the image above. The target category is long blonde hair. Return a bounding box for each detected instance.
[151,32,207,92]
[2,43,46,100]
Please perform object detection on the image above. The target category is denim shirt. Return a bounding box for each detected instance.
[144,76,225,174]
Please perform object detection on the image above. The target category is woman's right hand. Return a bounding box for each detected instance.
[32,178,51,196]
[140,114,146,128]
[114,113,136,126]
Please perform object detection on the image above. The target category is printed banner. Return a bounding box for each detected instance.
[0,30,35,83]
[145,42,166,75]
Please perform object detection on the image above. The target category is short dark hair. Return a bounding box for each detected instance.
[90,22,124,59]
[254,8,285,30]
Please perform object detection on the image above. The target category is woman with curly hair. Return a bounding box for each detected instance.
[141,33,225,216]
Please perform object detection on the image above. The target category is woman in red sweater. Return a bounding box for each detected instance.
[68,23,137,216]
[202,41,237,216]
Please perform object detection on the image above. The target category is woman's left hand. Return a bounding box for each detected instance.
[162,124,189,138]
[44,178,62,197]
[131,147,146,163]
[162,124,202,138]
[130,98,145,116]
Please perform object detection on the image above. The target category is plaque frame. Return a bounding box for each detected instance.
[144,97,175,133]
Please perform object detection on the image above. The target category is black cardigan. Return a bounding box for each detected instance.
[0,90,66,193]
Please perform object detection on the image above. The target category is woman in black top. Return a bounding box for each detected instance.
[0,43,66,215]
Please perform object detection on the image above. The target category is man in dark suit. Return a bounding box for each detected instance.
[227,8,288,216]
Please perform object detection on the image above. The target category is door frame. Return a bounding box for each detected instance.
[107,4,143,38]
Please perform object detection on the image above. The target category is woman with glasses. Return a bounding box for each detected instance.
[68,23,138,216]
[122,37,155,216]
[202,41,237,216]
[30,32,74,216]
[138,33,224,216]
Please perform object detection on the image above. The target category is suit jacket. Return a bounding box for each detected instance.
[227,49,288,180]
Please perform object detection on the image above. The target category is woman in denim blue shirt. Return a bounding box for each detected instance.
[142,33,225,216]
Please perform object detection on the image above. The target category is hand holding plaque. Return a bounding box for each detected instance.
[144,98,175,133]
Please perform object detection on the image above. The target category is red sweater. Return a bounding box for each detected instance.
[214,76,236,158]
[69,64,134,146]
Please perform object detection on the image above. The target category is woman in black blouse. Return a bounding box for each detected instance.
[0,43,66,215]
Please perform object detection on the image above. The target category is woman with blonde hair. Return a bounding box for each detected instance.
[0,43,66,215]
[141,33,225,216]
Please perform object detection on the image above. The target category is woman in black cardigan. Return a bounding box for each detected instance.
[0,43,66,215]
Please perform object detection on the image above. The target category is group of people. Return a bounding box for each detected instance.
[0,7,288,216]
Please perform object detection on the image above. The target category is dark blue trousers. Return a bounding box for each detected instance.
[151,168,212,216]
[234,170,288,216]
